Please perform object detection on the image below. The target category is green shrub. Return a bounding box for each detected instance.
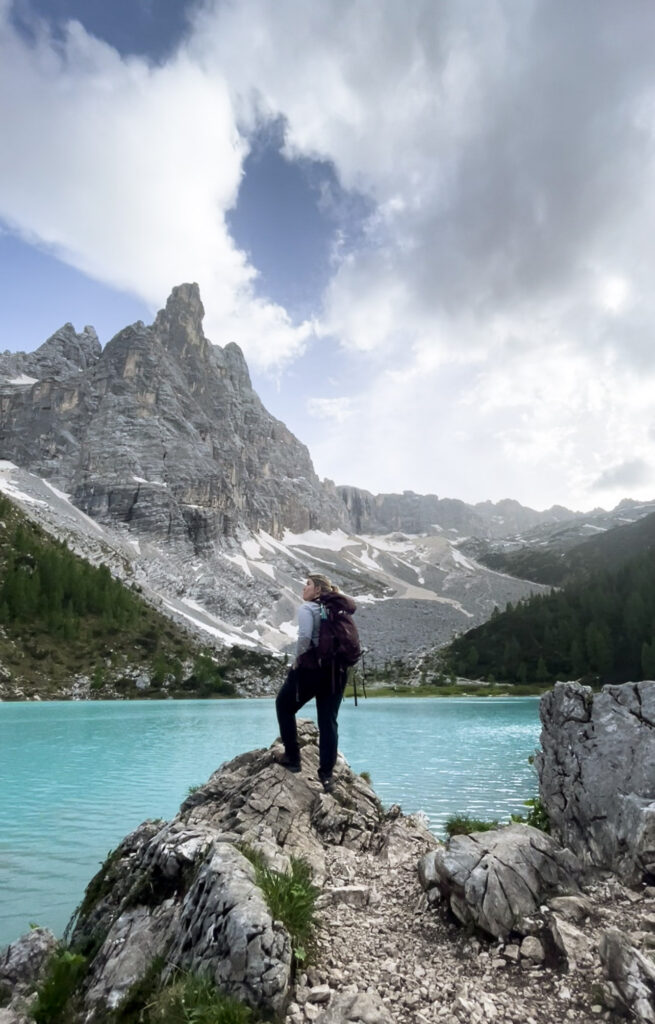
[146,973,257,1024]
[185,655,236,697]
[31,949,87,1024]
[444,814,499,838]
[240,848,318,957]
[91,665,104,691]
[359,770,372,784]
[511,796,550,833]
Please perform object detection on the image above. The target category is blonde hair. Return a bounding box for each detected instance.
[307,573,339,595]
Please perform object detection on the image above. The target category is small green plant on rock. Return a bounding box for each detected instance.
[240,847,319,961]
[31,949,87,1024]
[146,973,259,1024]
[511,796,550,833]
[444,814,499,838]
[359,770,372,784]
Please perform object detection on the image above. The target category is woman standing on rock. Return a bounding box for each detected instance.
[275,573,357,792]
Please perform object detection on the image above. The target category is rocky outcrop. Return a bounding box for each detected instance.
[418,823,582,939]
[0,284,348,545]
[535,679,655,884]
[0,926,58,1020]
[43,721,429,1021]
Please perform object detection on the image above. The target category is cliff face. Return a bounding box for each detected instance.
[337,487,489,536]
[0,284,348,546]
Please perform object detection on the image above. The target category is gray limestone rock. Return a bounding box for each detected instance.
[599,927,655,1023]
[0,926,58,997]
[84,904,176,1012]
[545,915,594,968]
[314,990,393,1024]
[0,927,59,1024]
[418,823,582,939]
[71,822,292,1017]
[0,323,101,382]
[180,721,385,875]
[337,486,576,540]
[535,680,655,883]
[519,935,545,962]
[165,843,292,1013]
[0,1010,30,1024]
[546,894,594,925]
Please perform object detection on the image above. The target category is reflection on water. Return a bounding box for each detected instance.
[0,697,540,946]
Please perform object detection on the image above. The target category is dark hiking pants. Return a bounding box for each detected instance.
[275,664,345,776]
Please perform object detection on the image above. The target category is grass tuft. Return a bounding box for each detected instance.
[146,973,259,1024]
[444,814,500,838]
[239,846,319,958]
[31,949,87,1024]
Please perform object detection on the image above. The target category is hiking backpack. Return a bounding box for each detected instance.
[316,592,362,668]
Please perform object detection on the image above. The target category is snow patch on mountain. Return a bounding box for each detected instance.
[281,528,352,551]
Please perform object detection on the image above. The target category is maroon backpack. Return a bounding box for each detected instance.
[317,592,362,667]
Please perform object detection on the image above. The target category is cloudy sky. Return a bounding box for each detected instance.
[2,0,655,512]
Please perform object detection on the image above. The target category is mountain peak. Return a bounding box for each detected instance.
[28,322,101,376]
[153,283,208,358]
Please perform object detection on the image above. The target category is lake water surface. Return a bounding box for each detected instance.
[0,697,541,947]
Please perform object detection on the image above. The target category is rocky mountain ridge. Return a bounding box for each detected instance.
[338,486,578,540]
[1,282,599,548]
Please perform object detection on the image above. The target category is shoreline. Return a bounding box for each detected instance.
[0,688,550,704]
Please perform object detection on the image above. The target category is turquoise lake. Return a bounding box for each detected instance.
[0,697,541,948]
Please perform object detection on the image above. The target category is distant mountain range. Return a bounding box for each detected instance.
[1,283,653,678]
[462,503,655,585]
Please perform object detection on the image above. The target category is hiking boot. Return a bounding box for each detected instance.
[276,753,301,773]
[318,770,334,792]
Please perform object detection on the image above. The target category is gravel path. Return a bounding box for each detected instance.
[285,828,655,1024]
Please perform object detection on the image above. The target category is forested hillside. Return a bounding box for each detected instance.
[0,492,279,699]
[440,546,655,686]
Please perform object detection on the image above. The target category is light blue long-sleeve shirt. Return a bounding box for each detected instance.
[296,600,320,658]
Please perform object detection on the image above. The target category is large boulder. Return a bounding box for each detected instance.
[535,680,655,883]
[599,928,655,1023]
[0,927,58,997]
[418,823,582,939]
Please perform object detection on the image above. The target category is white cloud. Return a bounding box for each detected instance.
[592,459,652,492]
[306,396,354,423]
[0,9,311,368]
[189,0,655,508]
[3,0,655,506]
